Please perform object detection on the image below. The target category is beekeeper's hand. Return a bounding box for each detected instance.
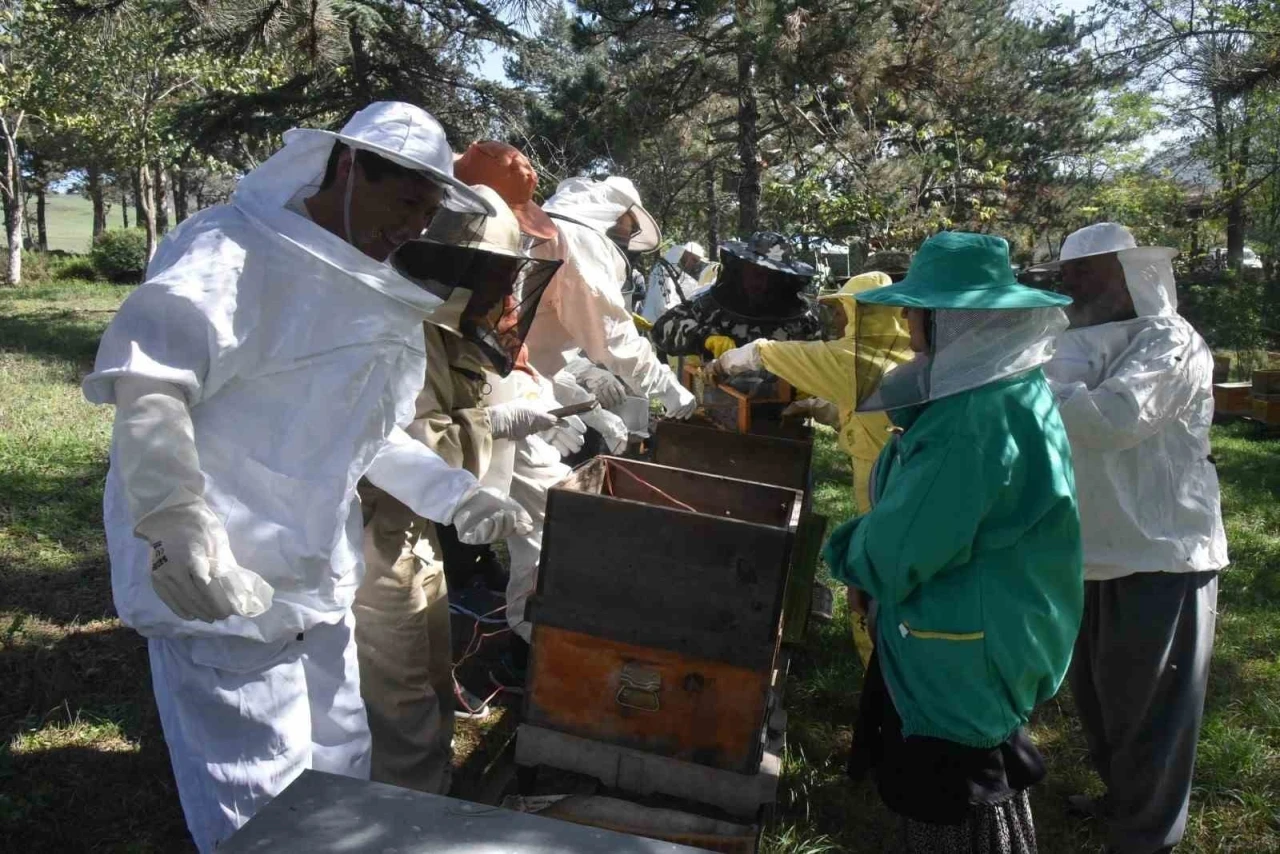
[783,397,840,429]
[577,366,628,409]
[703,335,737,359]
[706,339,766,382]
[139,504,274,623]
[488,401,558,441]
[540,414,588,456]
[659,381,697,420]
[452,486,534,545]
[112,375,273,623]
[582,406,629,454]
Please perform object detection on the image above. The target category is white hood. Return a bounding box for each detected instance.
[661,245,687,266]
[543,176,660,252]
[1119,247,1178,317]
[543,176,633,234]
[231,128,447,317]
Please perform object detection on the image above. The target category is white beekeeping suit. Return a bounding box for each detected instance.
[82,103,528,853]
[640,242,706,324]
[1040,222,1227,854]
[528,176,695,418]
[1042,227,1227,577]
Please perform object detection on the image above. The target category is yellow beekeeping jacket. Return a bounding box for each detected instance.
[757,272,911,515]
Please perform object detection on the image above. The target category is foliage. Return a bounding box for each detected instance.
[89,228,148,283]
[1181,272,1280,354]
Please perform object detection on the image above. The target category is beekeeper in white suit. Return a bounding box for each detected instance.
[1039,223,1228,854]
[640,241,707,324]
[528,176,697,419]
[82,102,531,853]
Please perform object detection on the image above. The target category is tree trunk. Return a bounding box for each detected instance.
[1226,197,1245,270]
[173,164,189,224]
[153,163,171,234]
[705,160,719,261]
[735,0,760,235]
[138,162,157,261]
[735,42,760,235]
[3,141,22,284]
[350,24,373,102]
[4,192,22,285]
[122,185,130,229]
[88,164,107,237]
[36,186,48,252]
[133,171,145,230]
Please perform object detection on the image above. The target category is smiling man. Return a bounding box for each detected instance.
[82,102,530,852]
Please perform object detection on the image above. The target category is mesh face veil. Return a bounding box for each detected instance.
[854,306,1068,412]
[389,207,562,375]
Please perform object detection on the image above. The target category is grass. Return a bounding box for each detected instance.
[1,194,96,254]
[770,421,1280,854]
[2,281,1278,852]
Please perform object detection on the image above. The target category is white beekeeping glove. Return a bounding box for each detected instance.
[113,377,273,623]
[488,401,559,440]
[450,486,535,545]
[540,414,588,456]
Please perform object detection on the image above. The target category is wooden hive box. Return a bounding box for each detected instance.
[1253,370,1280,397]
[652,421,826,645]
[525,456,801,774]
[1252,395,1280,426]
[1214,382,1254,416]
[1212,355,1231,384]
[652,420,813,492]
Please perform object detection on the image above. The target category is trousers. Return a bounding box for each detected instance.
[149,611,370,853]
[1070,570,1218,854]
[353,488,454,794]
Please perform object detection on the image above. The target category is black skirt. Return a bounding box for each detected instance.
[848,651,1046,827]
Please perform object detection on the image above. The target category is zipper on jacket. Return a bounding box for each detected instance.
[899,621,985,641]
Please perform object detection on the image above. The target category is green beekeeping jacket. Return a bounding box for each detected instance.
[823,369,1084,748]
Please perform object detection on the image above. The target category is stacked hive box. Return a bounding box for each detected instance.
[1252,369,1280,425]
[523,456,802,776]
[651,421,825,646]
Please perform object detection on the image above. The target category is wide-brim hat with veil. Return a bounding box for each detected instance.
[388,184,562,375]
[1030,222,1180,320]
[853,232,1071,412]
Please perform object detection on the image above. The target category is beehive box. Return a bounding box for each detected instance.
[1253,370,1280,397]
[652,421,825,644]
[1252,395,1280,425]
[653,420,813,492]
[1213,355,1232,383]
[525,456,801,773]
[1214,382,1254,416]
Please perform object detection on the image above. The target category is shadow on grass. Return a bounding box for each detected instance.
[0,622,193,852]
[0,308,112,375]
[0,461,114,625]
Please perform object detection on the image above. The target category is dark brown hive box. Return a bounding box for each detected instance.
[525,456,801,774]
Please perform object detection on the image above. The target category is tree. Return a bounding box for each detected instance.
[1098,0,1280,268]
[0,0,51,283]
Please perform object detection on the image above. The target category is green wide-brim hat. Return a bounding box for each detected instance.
[855,232,1072,310]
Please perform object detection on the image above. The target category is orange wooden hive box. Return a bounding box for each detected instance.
[524,456,801,775]
[1214,382,1254,416]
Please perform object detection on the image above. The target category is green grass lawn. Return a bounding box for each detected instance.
[0,194,97,254]
[1,282,1277,852]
